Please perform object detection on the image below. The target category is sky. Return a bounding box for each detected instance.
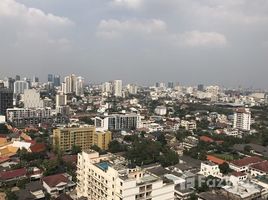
[0,0,268,88]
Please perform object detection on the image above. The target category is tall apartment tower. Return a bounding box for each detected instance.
[75,76,84,96]
[77,150,175,200]
[14,80,29,95]
[56,93,67,107]
[64,74,77,94]
[233,108,251,131]
[113,80,122,97]
[23,89,44,108]
[53,75,61,87]
[0,86,13,115]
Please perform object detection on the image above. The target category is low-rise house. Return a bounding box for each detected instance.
[182,136,198,150]
[222,181,266,200]
[250,161,268,177]
[17,181,45,200]
[197,191,228,200]
[229,172,248,185]
[29,143,46,153]
[206,155,225,165]
[42,173,76,197]
[233,143,268,157]
[0,168,27,186]
[229,156,264,172]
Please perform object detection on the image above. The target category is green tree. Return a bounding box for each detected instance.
[71,145,82,154]
[5,190,18,200]
[108,140,125,153]
[219,162,232,174]
[156,132,167,146]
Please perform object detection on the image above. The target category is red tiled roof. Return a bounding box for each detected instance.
[200,136,214,143]
[63,155,77,165]
[251,160,268,173]
[0,168,27,180]
[0,156,10,164]
[231,171,247,177]
[230,156,263,167]
[43,174,68,188]
[30,143,46,153]
[207,155,225,165]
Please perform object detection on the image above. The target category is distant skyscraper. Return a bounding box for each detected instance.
[3,77,15,92]
[113,80,122,97]
[75,76,84,96]
[33,76,39,83]
[0,86,13,115]
[64,74,77,94]
[48,74,53,82]
[63,74,84,96]
[53,75,61,87]
[198,84,204,91]
[56,93,67,107]
[155,82,160,87]
[14,81,29,95]
[168,82,174,88]
[15,75,20,81]
[127,84,138,94]
[102,82,112,94]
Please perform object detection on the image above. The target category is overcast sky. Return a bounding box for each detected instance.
[0,0,268,88]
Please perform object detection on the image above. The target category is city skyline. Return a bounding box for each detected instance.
[0,0,268,88]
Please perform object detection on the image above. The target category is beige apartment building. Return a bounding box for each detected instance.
[53,126,111,151]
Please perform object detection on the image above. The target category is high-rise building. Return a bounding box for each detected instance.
[64,74,77,94]
[168,82,174,89]
[94,113,141,131]
[56,93,67,107]
[75,76,84,96]
[76,150,174,200]
[14,81,29,95]
[53,75,61,87]
[23,89,44,108]
[48,74,53,82]
[102,82,112,94]
[233,108,251,131]
[0,87,13,115]
[53,127,112,151]
[127,84,138,94]
[15,75,20,81]
[113,80,122,97]
[198,84,204,91]
[3,77,15,92]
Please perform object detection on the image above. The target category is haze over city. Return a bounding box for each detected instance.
[0,0,268,88]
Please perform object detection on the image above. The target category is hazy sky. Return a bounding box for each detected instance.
[0,0,268,87]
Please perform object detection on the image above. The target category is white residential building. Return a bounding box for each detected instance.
[180,120,196,131]
[154,106,167,116]
[95,113,141,131]
[199,161,222,177]
[77,150,175,200]
[233,108,251,131]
